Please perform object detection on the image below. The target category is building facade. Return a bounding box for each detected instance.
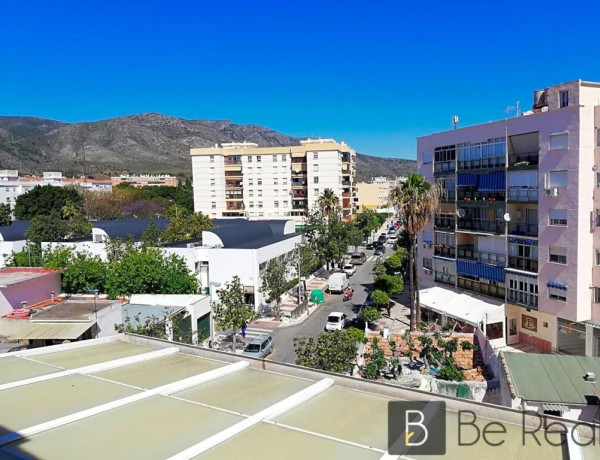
[190,139,357,223]
[357,176,400,210]
[418,79,600,356]
[110,174,178,187]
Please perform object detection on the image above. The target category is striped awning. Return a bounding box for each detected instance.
[457,259,505,283]
[508,237,538,246]
[457,173,477,187]
[478,171,506,192]
[505,269,538,279]
[547,281,567,291]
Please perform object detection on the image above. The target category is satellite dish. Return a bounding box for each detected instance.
[456,209,465,218]
[503,213,511,222]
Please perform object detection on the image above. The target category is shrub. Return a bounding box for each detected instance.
[360,306,381,323]
[346,327,366,344]
[436,360,466,382]
[460,340,476,351]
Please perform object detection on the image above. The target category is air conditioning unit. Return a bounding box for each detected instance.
[545,188,559,197]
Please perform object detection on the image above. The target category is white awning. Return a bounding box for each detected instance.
[6,321,95,340]
[419,286,505,325]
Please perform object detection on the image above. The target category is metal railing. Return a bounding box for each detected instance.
[457,156,505,171]
[457,219,505,234]
[434,215,455,230]
[508,152,539,169]
[434,161,456,174]
[434,246,456,258]
[507,291,538,309]
[458,277,505,300]
[457,190,505,202]
[508,223,538,237]
[508,256,538,272]
[507,188,538,202]
[457,246,506,266]
[435,272,456,286]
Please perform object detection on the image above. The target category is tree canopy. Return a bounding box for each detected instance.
[14,185,83,220]
[0,204,11,226]
[260,255,292,317]
[294,330,358,374]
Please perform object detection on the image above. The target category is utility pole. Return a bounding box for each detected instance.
[297,245,302,306]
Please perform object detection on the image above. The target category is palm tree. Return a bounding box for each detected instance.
[61,201,80,220]
[390,173,441,330]
[317,189,339,217]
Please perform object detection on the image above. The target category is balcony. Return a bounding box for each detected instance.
[441,190,456,202]
[225,192,243,200]
[434,245,455,258]
[291,158,306,164]
[434,215,455,231]
[342,154,351,163]
[224,170,243,177]
[342,180,351,186]
[508,223,538,237]
[434,161,456,175]
[457,219,504,235]
[226,202,244,211]
[508,256,538,272]
[457,156,505,171]
[225,157,242,165]
[508,152,539,170]
[507,291,538,309]
[225,181,243,189]
[457,190,505,203]
[292,190,307,199]
[457,245,506,267]
[435,272,456,287]
[292,179,307,187]
[457,277,505,301]
[507,187,538,203]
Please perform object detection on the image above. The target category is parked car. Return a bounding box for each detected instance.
[241,334,273,359]
[388,234,398,243]
[366,242,376,250]
[343,263,356,277]
[325,312,348,331]
[329,272,349,293]
[388,225,397,234]
[374,245,386,256]
[351,252,367,265]
[378,235,387,244]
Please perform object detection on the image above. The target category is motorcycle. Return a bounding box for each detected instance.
[343,288,354,302]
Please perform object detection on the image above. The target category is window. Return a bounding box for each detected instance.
[596,249,600,266]
[281,154,287,161]
[258,201,263,208]
[560,90,569,108]
[549,246,567,264]
[549,286,567,302]
[248,179,253,186]
[423,231,433,244]
[211,202,216,209]
[549,209,567,226]
[283,189,288,195]
[248,190,253,197]
[249,202,254,208]
[547,170,567,188]
[257,155,261,162]
[258,190,262,197]
[274,189,278,196]
[314,177,319,184]
[314,165,319,172]
[210,181,215,187]
[209,167,215,173]
[257,178,262,185]
[597,172,600,188]
[281,166,287,172]
[273,156,277,162]
[210,155,214,163]
[595,287,600,303]
[273,167,278,173]
[282,178,288,185]
[597,129,600,147]
[550,133,568,150]
[423,258,433,270]
[257,167,262,173]
[507,276,538,309]
[313,152,319,160]
[211,192,215,198]
[274,201,279,208]
[283,200,288,207]
[273,178,278,185]
[314,188,319,195]
[423,152,433,164]
[248,167,253,172]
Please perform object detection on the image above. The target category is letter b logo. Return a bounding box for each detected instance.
[389,401,446,455]
[405,410,428,446]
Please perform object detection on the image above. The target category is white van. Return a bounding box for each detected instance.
[329,272,349,294]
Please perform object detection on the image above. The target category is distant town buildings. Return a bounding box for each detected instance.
[356,176,405,210]
[417,79,600,356]
[190,139,357,223]
[111,174,178,188]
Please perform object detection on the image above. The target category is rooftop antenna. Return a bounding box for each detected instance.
[451,115,459,130]
[515,101,521,117]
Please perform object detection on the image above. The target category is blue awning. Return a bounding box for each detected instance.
[457,173,477,187]
[457,259,505,283]
[508,237,538,246]
[547,281,567,291]
[433,255,455,262]
[478,171,505,192]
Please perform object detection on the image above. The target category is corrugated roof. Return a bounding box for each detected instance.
[93,218,170,241]
[0,221,30,242]
[504,352,600,404]
[6,321,94,340]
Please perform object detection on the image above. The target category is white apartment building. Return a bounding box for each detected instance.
[190,139,357,223]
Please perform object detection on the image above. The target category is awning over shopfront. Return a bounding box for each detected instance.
[6,321,94,340]
[456,259,505,283]
[419,286,505,326]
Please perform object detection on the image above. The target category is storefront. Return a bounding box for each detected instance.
[504,303,555,353]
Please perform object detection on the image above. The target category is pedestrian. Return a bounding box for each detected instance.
[241,323,247,338]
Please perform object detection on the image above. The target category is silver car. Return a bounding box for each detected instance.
[241,334,273,359]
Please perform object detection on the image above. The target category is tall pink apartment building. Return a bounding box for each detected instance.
[417,79,600,356]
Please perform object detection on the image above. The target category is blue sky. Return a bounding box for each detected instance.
[1,0,599,159]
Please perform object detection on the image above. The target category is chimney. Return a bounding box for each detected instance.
[21,301,27,309]
[51,291,55,302]
[584,372,596,383]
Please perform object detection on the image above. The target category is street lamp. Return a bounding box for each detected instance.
[209,281,221,349]
[167,199,179,218]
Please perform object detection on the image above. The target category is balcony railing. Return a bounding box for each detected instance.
[507,187,538,203]
[507,291,538,309]
[508,223,538,237]
[457,156,505,171]
[342,180,351,186]
[434,161,456,175]
[292,190,307,198]
[224,170,243,177]
[435,272,456,286]
[508,152,539,169]
[457,219,505,234]
[225,181,243,188]
[225,192,243,200]
[225,158,242,165]
[434,246,455,258]
[457,190,505,202]
[441,190,456,202]
[226,203,244,210]
[508,256,538,272]
[292,180,307,187]
[456,246,506,267]
[291,158,306,164]
[434,215,455,230]
[457,277,505,301]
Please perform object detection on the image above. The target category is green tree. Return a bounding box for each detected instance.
[360,305,381,323]
[114,310,199,345]
[25,214,68,244]
[162,212,212,243]
[61,201,80,220]
[260,256,291,319]
[372,257,386,279]
[105,236,136,263]
[384,248,408,275]
[346,327,367,344]
[354,210,381,241]
[0,203,12,226]
[66,215,93,239]
[7,243,42,267]
[42,246,74,269]
[296,240,322,278]
[211,276,258,351]
[317,188,340,217]
[141,222,163,248]
[62,253,107,293]
[370,290,390,315]
[374,274,404,296]
[293,330,358,374]
[389,174,441,330]
[14,185,83,220]
[105,247,198,298]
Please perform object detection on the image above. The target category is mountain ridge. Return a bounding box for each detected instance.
[0,114,416,181]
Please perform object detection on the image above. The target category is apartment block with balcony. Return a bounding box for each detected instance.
[418,80,600,356]
[190,139,357,224]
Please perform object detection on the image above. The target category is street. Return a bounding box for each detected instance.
[269,246,385,364]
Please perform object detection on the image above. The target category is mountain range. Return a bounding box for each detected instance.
[0,114,416,181]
